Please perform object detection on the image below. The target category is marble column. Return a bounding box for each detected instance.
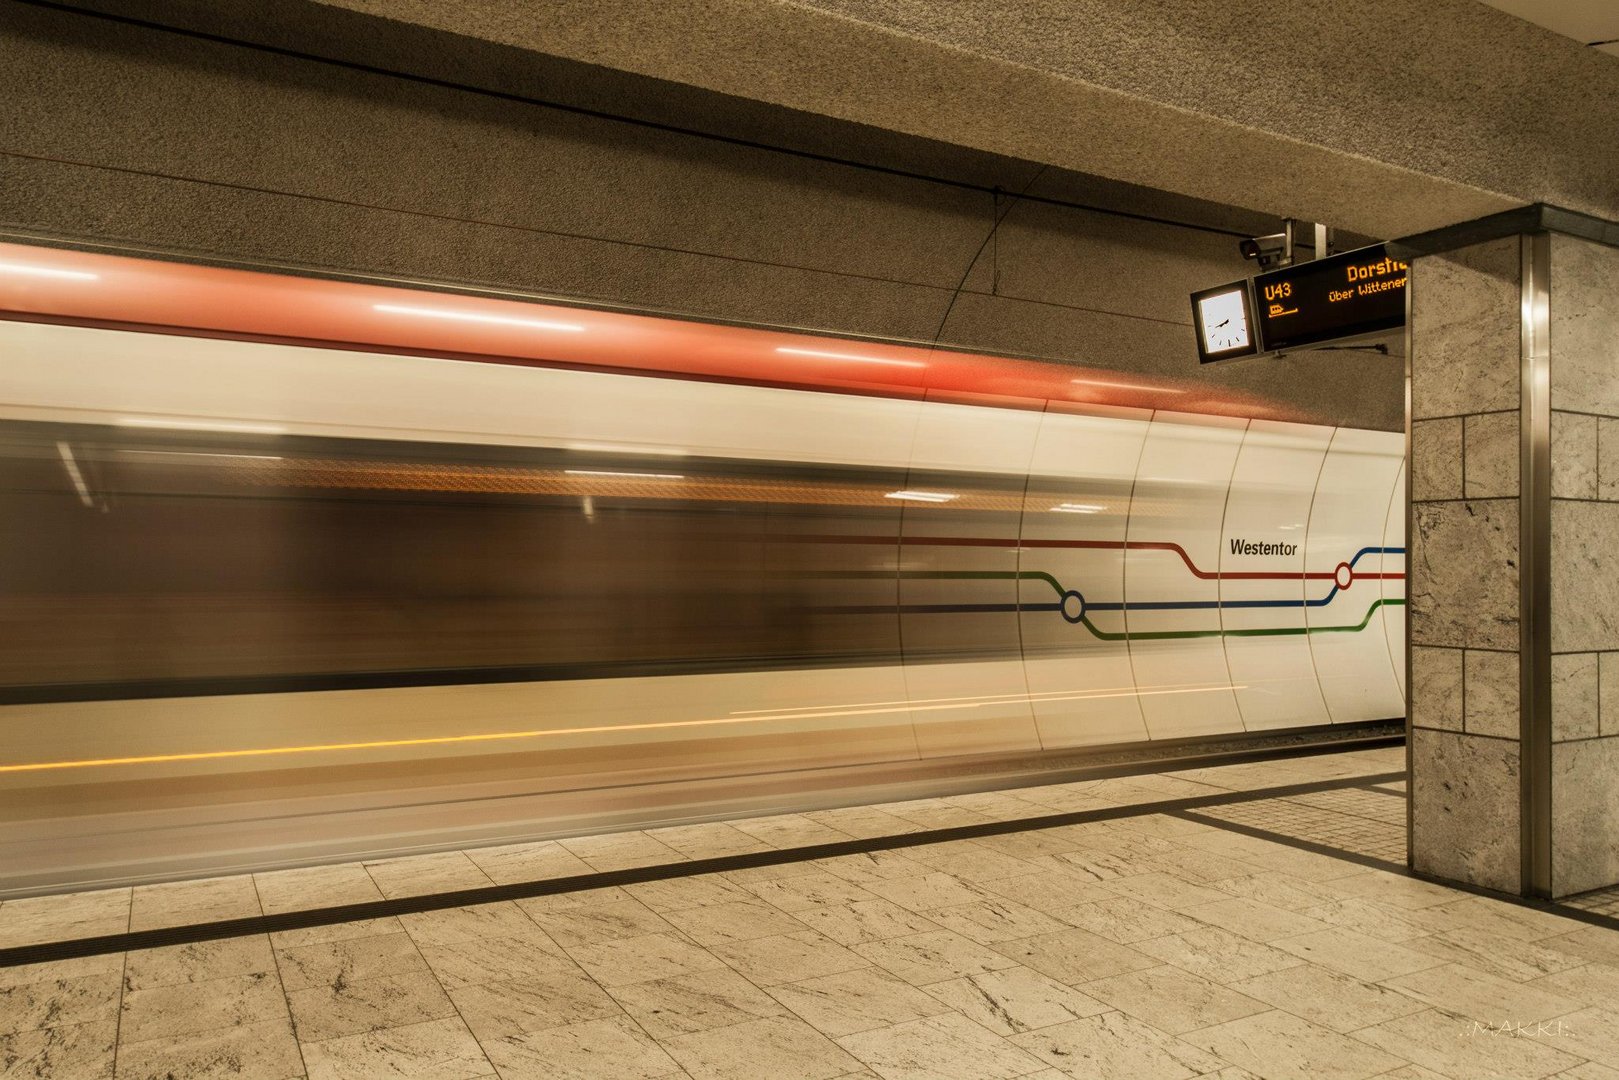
[1406,208,1619,899]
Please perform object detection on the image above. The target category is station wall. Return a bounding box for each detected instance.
[0,2,1404,431]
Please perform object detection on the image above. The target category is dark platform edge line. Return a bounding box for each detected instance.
[1173,794,1619,939]
[0,765,1404,966]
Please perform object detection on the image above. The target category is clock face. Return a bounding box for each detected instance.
[1198,288,1252,354]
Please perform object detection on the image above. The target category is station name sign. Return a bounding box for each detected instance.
[1252,244,1407,352]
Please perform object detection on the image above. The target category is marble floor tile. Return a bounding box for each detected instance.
[804,807,924,839]
[607,966,786,1039]
[485,1014,683,1080]
[921,966,1108,1036]
[116,1016,303,1080]
[1382,962,1584,1024]
[836,1011,1044,1079]
[0,952,121,993]
[396,902,540,947]
[128,875,262,932]
[119,970,285,1044]
[254,863,384,915]
[0,1018,115,1079]
[1009,1011,1228,1080]
[269,915,403,950]
[1046,851,1159,884]
[513,884,632,913]
[969,829,1087,862]
[872,800,1001,830]
[727,814,856,850]
[1269,927,1443,982]
[1350,1007,1585,1080]
[924,898,1069,945]
[2,983,117,1067]
[1209,872,1348,913]
[990,928,1157,985]
[897,841,1042,883]
[1101,872,1234,913]
[644,822,775,860]
[712,930,867,986]
[740,871,881,912]
[275,928,427,991]
[1539,924,1619,968]
[1524,958,1619,1004]
[1185,1008,1405,1080]
[524,897,678,948]
[1295,897,1433,942]
[447,969,621,1040]
[286,969,455,1042]
[1132,927,1304,985]
[854,929,1020,985]
[661,899,806,945]
[624,875,755,913]
[812,852,933,886]
[766,966,949,1037]
[1403,895,1585,942]
[0,890,130,949]
[1056,898,1204,944]
[417,930,575,989]
[862,873,996,913]
[1082,964,1269,1035]
[1403,926,1589,981]
[974,871,1117,915]
[363,851,494,899]
[463,840,594,885]
[124,935,276,991]
[302,1015,491,1080]
[1327,872,1470,912]
[662,1014,861,1080]
[940,790,1049,818]
[1228,963,1427,1033]
[566,931,725,988]
[1138,846,1263,885]
[1179,897,1332,942]
[1537,1006,1619,1067]
[557,831,687,871]
[792,899,941,946]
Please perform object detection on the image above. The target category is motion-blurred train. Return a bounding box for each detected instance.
[0,240,1405,893]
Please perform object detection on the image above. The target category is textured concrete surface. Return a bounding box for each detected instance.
[1409,500,1518,652]
[0,2,1406,429]
[1411,728,1521,894]
[1553,738,1619,895]
[1410,239,1522,421]
[253,0,1619,236]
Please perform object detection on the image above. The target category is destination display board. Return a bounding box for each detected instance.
[1252,244,1407,351]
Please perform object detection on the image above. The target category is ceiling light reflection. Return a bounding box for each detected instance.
[0,261,98,281]
[1071,377,1186,394]
[885,490,957,503]
[776,346,927,369]
[373,303,585,332]
[564,469,685,480]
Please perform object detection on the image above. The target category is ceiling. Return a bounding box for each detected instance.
[1482,0,1619,56]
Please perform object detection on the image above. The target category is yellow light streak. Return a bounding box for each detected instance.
[0,684,1244,774]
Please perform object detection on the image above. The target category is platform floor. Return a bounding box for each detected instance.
[5,745,1619,1080]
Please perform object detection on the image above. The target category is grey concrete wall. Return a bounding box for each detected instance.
[266,0,1619,236]
[1408,236,1523,893]
[0,3,1403,430]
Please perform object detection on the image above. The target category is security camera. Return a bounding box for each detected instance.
[1239,233,1289,270]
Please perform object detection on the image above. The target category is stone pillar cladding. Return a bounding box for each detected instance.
[1547,235,1619,897]
[1408,236,1524,894]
